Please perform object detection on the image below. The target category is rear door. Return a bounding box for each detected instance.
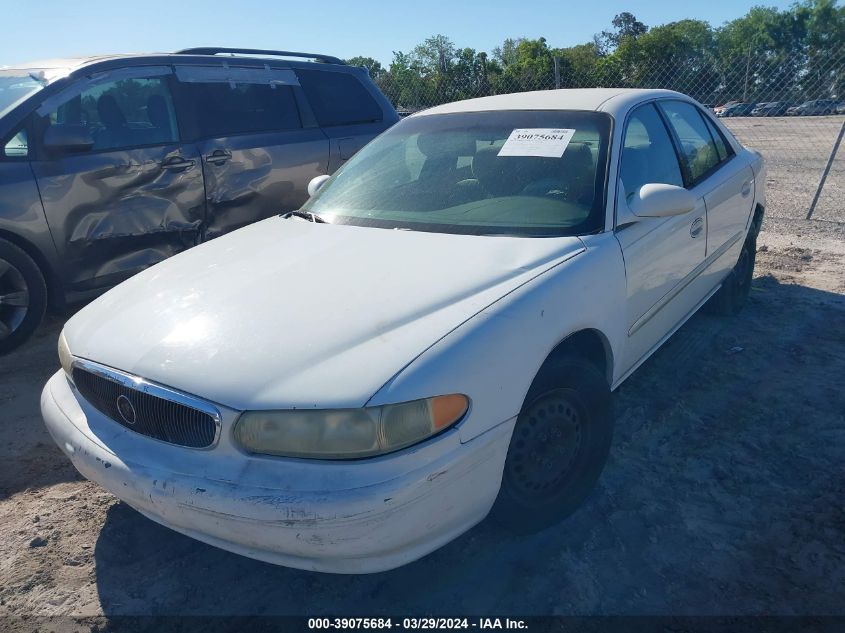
[30,67,206,292]
[173,65,329,239]
[295,68,394,172]
[657,100,754,288]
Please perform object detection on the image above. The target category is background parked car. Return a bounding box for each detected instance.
[0,47,400,353]
[836,101,845,115]
[751,101,791,116]
[713,100,739,116]
[786,99,839,115]
[717,102,756,117]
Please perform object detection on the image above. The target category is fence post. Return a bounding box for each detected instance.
[806,119,845,220]
[554,56,561,89]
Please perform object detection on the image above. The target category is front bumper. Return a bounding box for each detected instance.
[41,370,514,573]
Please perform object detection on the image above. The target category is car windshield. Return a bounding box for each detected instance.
[303,110,612,236]
[0,69,48,119]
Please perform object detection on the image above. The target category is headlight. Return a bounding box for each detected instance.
[58,331,74,377]
[234,394,469,459]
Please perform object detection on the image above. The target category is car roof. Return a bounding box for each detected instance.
[4,54,141,72]
[412,88,695,118]
[3,50,349,84]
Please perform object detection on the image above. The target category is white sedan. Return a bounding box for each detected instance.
[42,88,765,574]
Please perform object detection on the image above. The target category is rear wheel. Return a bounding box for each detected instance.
[492,357,613,533]
[705,237,756,316]
[0,238,47,354]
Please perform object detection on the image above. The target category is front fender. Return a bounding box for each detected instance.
[0,162,61,289]
[367,233,628,442]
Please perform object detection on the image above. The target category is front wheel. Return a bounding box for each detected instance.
[0,238,47,354]
[705,237,756,316]
[492,357,614,533]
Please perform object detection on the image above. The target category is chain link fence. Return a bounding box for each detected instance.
[372,44,845,224]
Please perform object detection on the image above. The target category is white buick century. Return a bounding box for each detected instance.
[42,88,765,573]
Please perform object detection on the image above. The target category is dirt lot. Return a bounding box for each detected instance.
[1,119,844,622]
[722,115,845,224]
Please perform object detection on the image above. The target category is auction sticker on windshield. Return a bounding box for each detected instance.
[497,128,576,158]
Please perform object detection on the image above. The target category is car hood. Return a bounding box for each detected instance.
[65,218,585,411]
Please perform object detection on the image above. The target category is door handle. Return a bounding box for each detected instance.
[204,150,232,166]
[161,157,196,170]
[741,182,752,197]
[690,216,704,238]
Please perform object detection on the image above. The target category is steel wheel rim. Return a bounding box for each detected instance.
[0,257,29,341]
[506,388,588,500]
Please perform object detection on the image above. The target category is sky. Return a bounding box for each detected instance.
[2,0,798,68]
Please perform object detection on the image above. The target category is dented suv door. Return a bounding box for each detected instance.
[173,65,329,239]
[29,67,206,293]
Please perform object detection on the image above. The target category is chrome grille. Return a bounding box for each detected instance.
[72,364,219,449]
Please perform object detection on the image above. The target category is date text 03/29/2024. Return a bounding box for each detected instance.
[307,618,528,630]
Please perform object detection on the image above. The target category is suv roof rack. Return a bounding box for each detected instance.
[174,47,345,65]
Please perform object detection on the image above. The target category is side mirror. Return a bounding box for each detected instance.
[42,125,95,153]
[628,183,696,218]
[307,174,331,197]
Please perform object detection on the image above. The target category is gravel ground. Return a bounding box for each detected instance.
[722,116,845,223]
[1,119,844,622]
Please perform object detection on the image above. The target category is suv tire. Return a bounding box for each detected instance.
[0,238,47,354]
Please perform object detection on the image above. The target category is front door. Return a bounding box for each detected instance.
[615,102,707,376]
[30,68,206,292]
[173,65,330,240]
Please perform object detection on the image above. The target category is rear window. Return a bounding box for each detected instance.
[296,69,382,127]
[184,82,301,137]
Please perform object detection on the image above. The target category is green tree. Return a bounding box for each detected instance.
[492,38,523,67]
[714,6,805,102]
[613,19,718,101]
[493,37,556,93]
[796,0,845,98]
[375,51,431,109]
[357,2,845,110]
[555,43,606,88]
[452,48,499,99]
[345,56,385,80]
[597,12,648,53]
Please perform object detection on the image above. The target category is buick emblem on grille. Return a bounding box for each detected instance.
[116,395,137,425]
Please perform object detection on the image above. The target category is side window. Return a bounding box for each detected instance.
[701,114,732,162]
[620,104,684,199]
[658,101,722,184]
[46,77,178,152]
[183,82,301,137]
[3,127,27,158]
[296,70,383,127]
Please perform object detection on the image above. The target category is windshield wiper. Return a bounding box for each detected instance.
[280,209,327,223]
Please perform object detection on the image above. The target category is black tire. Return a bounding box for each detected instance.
[492,356,614,533]
[705,237,756,316]
[0,238,47,354]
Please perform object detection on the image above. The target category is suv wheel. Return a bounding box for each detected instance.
[0,238,47,354]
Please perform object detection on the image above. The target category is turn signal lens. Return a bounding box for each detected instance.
[234,394,469,459]
[58,331,74,377]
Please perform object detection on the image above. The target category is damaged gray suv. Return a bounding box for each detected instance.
[0,47,399,352]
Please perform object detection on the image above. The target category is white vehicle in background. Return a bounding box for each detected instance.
[42,88,765,574]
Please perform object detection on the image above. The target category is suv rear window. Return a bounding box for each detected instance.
[296,70,382,127]
[185,83,301,137]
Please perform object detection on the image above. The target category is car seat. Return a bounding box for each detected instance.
[95,94,128,149]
